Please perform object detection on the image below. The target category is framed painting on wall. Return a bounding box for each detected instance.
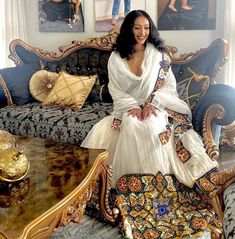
[95,0,146,32]
[38,0,84,32]
[158,0,217,30]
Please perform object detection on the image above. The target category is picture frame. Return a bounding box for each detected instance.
[157,0,217,30]
[95,0,146,32]
[38,0,84,32]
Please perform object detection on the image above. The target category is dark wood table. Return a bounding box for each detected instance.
[0,136,114,239]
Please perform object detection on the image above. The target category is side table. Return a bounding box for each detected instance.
[0,136,115,239]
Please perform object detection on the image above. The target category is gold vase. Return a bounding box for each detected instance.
[0,130,30,182]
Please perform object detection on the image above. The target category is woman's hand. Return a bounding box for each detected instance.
[111,118,121,131]
[128,108,142,120]
[142,104,157,120]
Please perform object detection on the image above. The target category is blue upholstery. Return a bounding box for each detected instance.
[0,63,41,106]
[193,84,235,142]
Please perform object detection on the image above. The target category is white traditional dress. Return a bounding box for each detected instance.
[81,43,217,186]
[82,43,222,239]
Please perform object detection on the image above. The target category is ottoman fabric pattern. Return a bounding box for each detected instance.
[223,183,235,239]
[0,102,113,145]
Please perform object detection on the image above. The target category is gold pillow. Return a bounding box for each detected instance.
[43,72,97,109]
[29,70,59,102]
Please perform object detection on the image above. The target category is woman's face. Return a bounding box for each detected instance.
[132,16,150,45]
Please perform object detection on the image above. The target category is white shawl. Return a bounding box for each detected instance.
[108,43,191,120]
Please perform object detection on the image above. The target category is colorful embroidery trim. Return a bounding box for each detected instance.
[115,172,222,239]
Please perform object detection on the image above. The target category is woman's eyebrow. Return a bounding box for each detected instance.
[133,24,150,27]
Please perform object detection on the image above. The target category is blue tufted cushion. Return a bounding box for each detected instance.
[0,63,42,106]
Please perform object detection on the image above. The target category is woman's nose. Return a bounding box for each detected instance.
[140,28,145,34]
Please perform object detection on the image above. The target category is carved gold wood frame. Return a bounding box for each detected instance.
[8,28,120,65]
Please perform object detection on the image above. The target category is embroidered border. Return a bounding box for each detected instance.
[145,53,193,163]
[115,172,223,239]
[193,167,219,197]
[146,53,170,105]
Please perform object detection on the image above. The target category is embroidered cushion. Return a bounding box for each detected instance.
[29,70,59,102]
[115,172,222,239]
[0,63,42,105]
[43,71,97,110]
[176,67,210,110]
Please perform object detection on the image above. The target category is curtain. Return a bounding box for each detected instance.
[224,0,235,87]
[0,0,29,69]
[0,1,6,68]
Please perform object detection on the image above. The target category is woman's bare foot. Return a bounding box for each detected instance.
[168,5,177,12]
[74,14,80,22]
[111,18,117,26]
[181,5,192,11]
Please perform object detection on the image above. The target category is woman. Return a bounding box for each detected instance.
[82,10,234,239]
[40,0,81,25]
[82,9,218,188]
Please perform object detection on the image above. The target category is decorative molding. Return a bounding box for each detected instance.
[220,121,235,149]
[60,28,120,53]
[99,163,117,223]
[17,151,109,239]
[202,104,225,161]
[60,185,94,226]
[8,28,120,65]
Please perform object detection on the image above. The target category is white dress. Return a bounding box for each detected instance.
[81,43,218,187]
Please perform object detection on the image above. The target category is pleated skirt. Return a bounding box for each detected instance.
[81,110,218,187]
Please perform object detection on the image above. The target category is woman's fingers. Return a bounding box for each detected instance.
[111,118,121,130]
[128,108,142,120]
[142,104,157,120]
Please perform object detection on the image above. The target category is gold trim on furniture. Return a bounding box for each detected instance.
[18,150,109,239]
[8,28,120,64]
[203,104,225,161]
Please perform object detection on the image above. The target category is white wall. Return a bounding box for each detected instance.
[26,0,225,55]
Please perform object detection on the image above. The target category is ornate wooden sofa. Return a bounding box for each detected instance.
[0,30,235,237]
[0,29,234,161]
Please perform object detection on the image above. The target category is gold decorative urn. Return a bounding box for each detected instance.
[0,130,30,182]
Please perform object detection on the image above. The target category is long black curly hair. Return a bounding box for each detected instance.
[113,10,166,59]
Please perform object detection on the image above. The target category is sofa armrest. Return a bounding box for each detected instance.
[192,84,235,160]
